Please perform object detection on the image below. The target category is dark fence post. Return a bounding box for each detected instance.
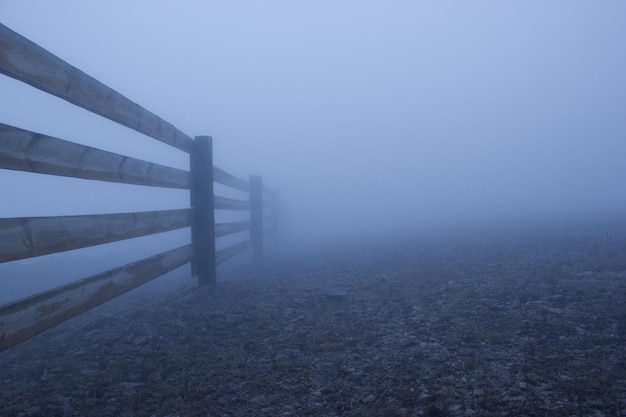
[249,175,263,261]
[190,136,216,285]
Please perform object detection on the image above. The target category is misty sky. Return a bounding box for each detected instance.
[2,1,626,243]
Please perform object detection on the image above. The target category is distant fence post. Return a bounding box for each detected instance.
[190,136,216,285]
[271,188,280,241]
[250,175,263,261]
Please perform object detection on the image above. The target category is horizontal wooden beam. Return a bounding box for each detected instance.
[0,123,190,189]
[214,196,250,211]
[0,244,192,352]
[216,239,252,265]
[0,23,193,152]
[213,165,249,192]
[215,221,250,237]
[0,209,192,263]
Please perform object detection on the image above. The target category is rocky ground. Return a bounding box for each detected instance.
[2,229,626,417]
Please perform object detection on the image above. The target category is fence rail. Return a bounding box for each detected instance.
[215,221,251,237]
[0,23,279,352]
[0,209,192,263]
[0,245,193,351]
[0,23,193,152]
[214,196,251,211]
[0,123,191,188]
[213,166,250,192]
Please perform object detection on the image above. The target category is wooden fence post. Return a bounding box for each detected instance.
[249,175,263,261]
[190,136,216,285]
[271,188,280,242]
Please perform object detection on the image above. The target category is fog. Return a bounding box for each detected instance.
[1,1,626,301]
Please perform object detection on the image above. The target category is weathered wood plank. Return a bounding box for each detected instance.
[216,239,252,265]
[0,209,192,263]
[214,196,250,211]
[0,244,192,351]
[0,23,193,152]
[213,165,249,192]
[0,123,190,188]
[215,221,250,237]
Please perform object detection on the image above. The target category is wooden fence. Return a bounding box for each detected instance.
[0,23,278,351]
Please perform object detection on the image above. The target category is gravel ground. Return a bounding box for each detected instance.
[2,229,626,417]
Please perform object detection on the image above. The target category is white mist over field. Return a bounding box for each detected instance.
[1,1,625,301]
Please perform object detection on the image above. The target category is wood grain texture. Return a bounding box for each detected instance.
[0,245,192,351]
[0,209,192,263]
[0,24,193,152]
[215,221,251,237]
[216,239,252,264]
[214,196,250,211]
[213,165,249,192]
[0,123,190,188]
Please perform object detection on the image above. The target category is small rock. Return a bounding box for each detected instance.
[544,307,563,314]
[448,404,464,416]
[321,288,348,300]
[25,407,41,417]
[147,370,162,382]
[511,395,527,402]
[526,300,551,307]
[133,335,148,346]
[251,394,267,404]
[59,397,73,417]
[121,382,145,389]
